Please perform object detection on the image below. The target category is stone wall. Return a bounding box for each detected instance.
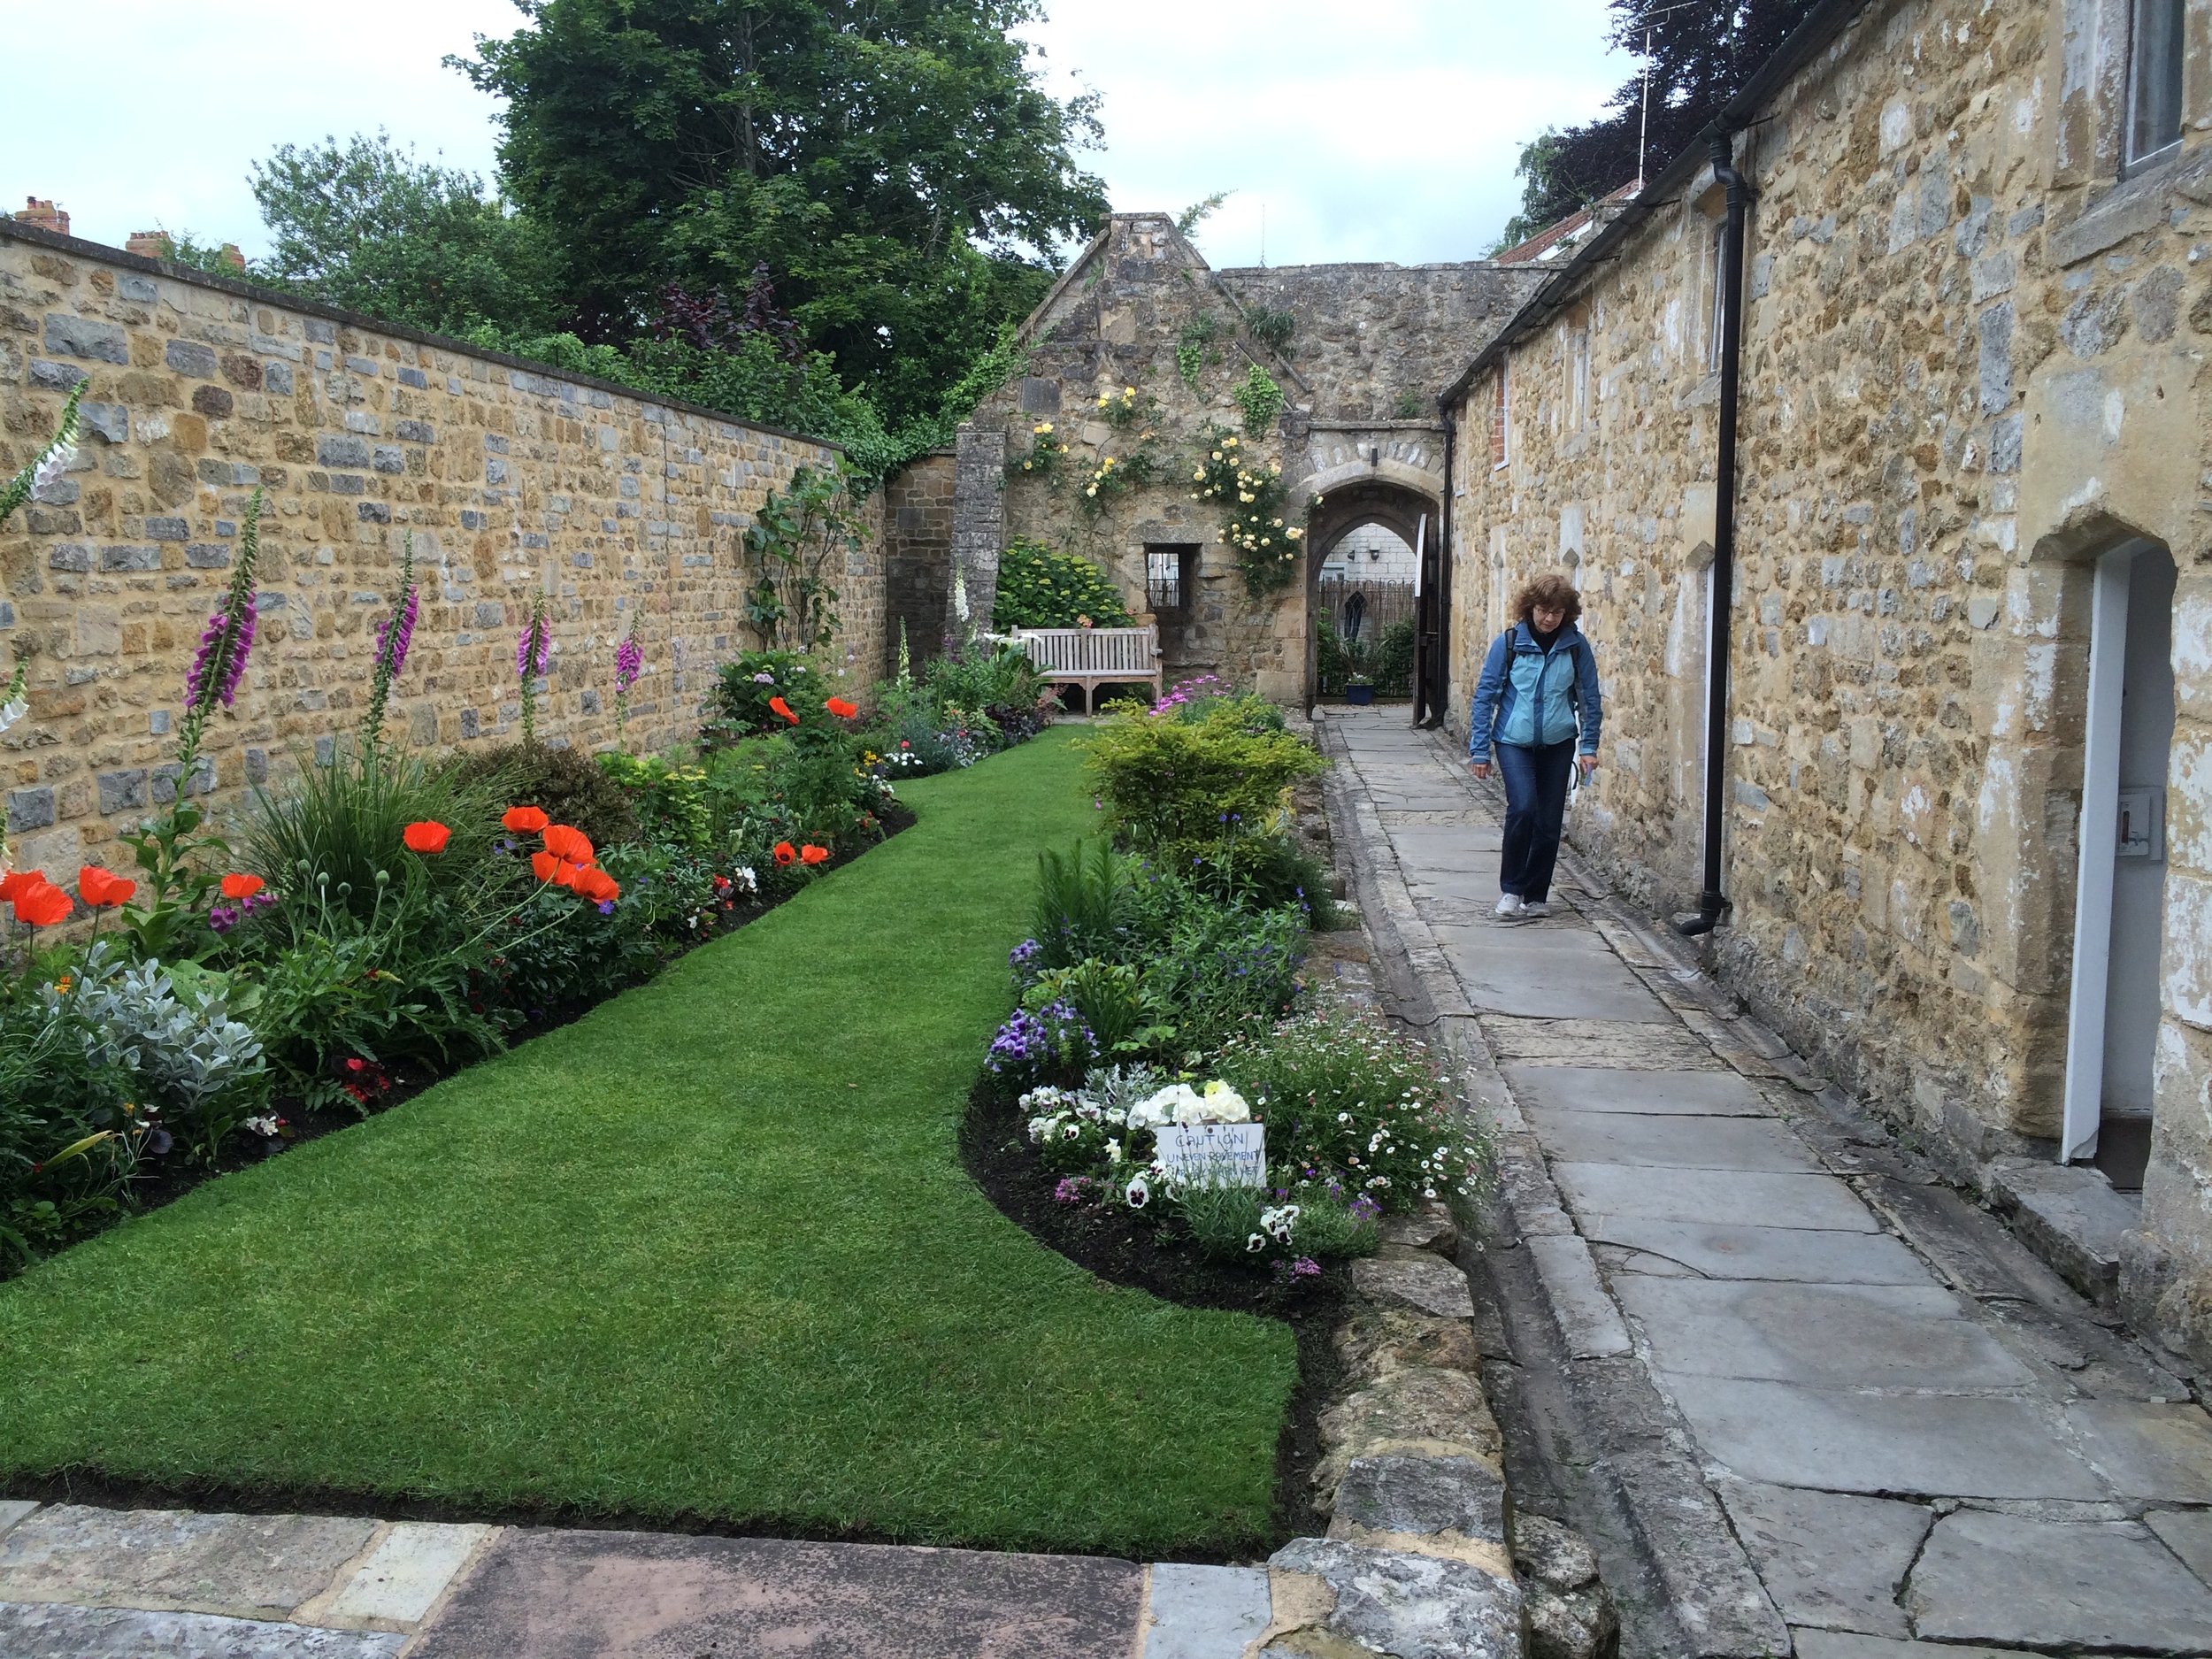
[882,450,952,667]
[1216,262,1543,425]
[1443,0,2212,1364]
[0,220,873,878]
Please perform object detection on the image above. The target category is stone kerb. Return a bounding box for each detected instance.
[0,221,869,879]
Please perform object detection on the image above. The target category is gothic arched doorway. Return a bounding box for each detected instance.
[1301,476,1440,708]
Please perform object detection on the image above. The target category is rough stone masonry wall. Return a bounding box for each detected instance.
[0,222,877,879]
[882,451,952,669]
[1446,0,2212,1363]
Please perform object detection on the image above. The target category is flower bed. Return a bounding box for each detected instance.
[0,418,1050,1271]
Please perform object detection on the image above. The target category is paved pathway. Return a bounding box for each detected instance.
[0,1502,1273,1656]
[1323,704,2212,1658]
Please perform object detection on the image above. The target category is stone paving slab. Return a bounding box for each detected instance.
[2063,1400,2212,1501]
[2147,1508,2212,1580]
[1661,1377,2109,1498]
[1484,1017,1726,1070]
[1527,1110,1822,1173]
[1791,1632,2022,1659]
[1432,921,1616,956]
[1448,960,1675,1024]
[1502,1064,1772,1116]
[1711,1480,1929,1637]
[312,1523,493,1626]
[407,1526,1147,1659]
[1584,1217,1932,1283]
[0,1601,407,1657]
[1614,1279,2038,1389]
[1552,1163,1878,1232]
[0,1505,378,1620]
[1904,1507,2212,1650]
[1141,1563,1270,1659]
[1525,1236,1635,1358]
[0,1501,35,1541]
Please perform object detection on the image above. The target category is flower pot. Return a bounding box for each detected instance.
[1345,683,1375,706]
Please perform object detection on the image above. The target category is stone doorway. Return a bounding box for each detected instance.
[1302,480,1438,707]
[2063,539,2178,1188]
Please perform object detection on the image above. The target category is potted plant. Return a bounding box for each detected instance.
[1344,672,1375,707]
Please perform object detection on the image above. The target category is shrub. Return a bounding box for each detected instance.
[706,649,831,741]
[1214,1008,1486,1211]
[449,743,640,851]
[1141,900,1306,1056]
[993,538,1133,630]
[1085,706,1325,853]
[923,643,1048,726]
[1150,674,1287,733]
[599,752,711,851]
[1176,832,1338,923]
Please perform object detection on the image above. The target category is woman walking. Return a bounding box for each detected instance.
[1468,572,1602,918]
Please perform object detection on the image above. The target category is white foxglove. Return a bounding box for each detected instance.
[0,695,25,736]
[31,442,76,495]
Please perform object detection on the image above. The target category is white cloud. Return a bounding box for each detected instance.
[2,0,518,257]
[1,0,1632,267]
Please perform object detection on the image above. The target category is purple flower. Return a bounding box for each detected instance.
[597,899,616,915]
[377,584,419,678]
[208,902,239,933]
[517,617,550,680]
[615,634,642,692]
[1053,1177,1093,1205]
[184,593,257,710]
[1009,938,1041,970]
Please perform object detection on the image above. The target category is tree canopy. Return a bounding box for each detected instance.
[454,0,1108,426]
[1496,0,1820,249]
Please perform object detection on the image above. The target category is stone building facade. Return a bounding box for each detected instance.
[942,213,1541,697]
[1440,0,2212,1365]
[0,219,875,879]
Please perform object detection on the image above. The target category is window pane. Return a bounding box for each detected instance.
[2130,0,2185,166]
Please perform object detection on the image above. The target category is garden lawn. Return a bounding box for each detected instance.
[0,730,1298,1556]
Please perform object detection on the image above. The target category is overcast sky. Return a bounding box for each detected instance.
[3,0,1631,269]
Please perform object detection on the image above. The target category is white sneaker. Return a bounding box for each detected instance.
[1494,894,1525,918]
[1522,901,1551,918]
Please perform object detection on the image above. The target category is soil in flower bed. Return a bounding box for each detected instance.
[7,802,918,1282]
[960,1077,1346,1548]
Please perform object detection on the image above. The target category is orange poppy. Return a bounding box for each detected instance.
[574,865,620,903]
[219,872,265,901]
[12,879,72,927]
[553,861,586,891]
[76,865,136,908]
[768,695,800,725]
[503,805,550,833]
[403,820,451,854]
[800,844,829,865]
[825,696,858,719]
[541,824,594,864]
[0,868,42,903]
[530,849,560,883]
[772,841,796,866]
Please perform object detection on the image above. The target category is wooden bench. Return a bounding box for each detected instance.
[1012,626,1163,713]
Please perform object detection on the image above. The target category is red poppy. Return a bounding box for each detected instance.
[553,861,586,891]
[825,696,859,719]
[574,865,620,903]
[220,872,265,901]
[76,865,136,908]
[768,695,800,726]
[0,868,42,903]
[801,844,830,865]
[403,820,451,854]
[503,805,550,833]
[530,849,560,884]
[772,841,797,866]
[12,879,73,927]
[541,824,594,864]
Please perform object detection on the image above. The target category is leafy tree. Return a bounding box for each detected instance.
[454,0,1108,426]
[249,132,565,336]
[1498,0,1821,244]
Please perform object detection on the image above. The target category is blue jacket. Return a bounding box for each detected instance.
[1467,621,1602,763]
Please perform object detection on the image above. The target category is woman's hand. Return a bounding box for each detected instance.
[1578,754,1598,780]
[1471,759,1491,780]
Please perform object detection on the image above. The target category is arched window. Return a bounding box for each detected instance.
[2126,0,2185,172]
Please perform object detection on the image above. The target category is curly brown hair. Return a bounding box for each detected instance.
[1510,572,1583,626]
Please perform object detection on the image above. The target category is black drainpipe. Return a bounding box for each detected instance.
[1419,407,1457,728]
[1678,128,1752,937]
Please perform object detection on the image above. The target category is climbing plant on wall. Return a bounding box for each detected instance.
[740,465,861,649]
[1234,365,1285,437]
[1190,426,1304,596]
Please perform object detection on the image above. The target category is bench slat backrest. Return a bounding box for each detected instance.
[1014,626,1159,676]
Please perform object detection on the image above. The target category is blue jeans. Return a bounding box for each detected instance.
[1497,741,1576,902]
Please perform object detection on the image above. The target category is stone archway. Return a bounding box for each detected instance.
[1299,476,1440,706]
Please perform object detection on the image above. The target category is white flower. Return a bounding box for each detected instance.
[1106,1138,1123,1163]
[1247,1233,1267,1252]
[31,442,77,495]
[1125,1174,1150,1208]
[0,695,26,737]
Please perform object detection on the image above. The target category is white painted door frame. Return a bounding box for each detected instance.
[2062,541,2147,1162]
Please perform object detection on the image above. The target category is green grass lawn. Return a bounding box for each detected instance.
[0,730,1297,1555]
